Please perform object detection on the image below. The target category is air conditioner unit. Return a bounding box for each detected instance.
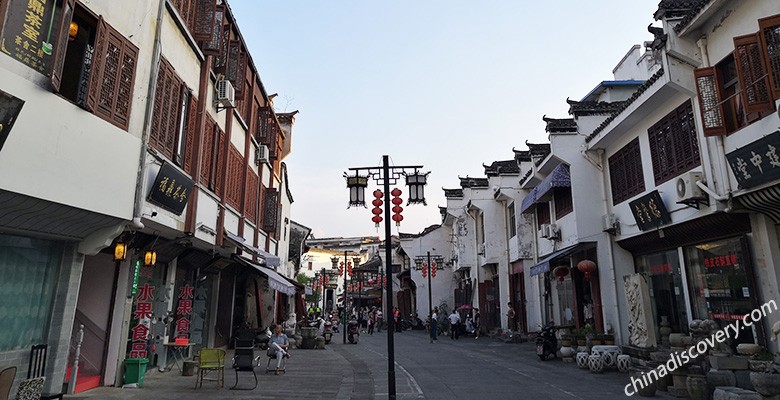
[540,223,551,238]
[255,144,269,165]
[548,223,560,240]
[602,213,619,235]
[676,172,704,202]
[215,79,235,109]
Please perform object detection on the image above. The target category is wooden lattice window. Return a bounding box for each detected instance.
[553,187,573,219]
[214,24,230,74]
[245,171,259,224]
[536,202,550,226]
[263,188,279,236]
[183,94,198,173]
[609,138,645,205]
[193,0,215,41]
[150,58,191,162]
[734,33,774,115]
[648,100,700,185]
[225,145,244,210]
[694,67,726,136]
[170,0,196,31]
[201,5,224,55]
[257,106,279,159]
[760,15,780,99]
[200,117,224,195]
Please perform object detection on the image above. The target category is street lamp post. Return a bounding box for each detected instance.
[344,155,429,400]
[343,251,349,344]
[415,252,443,343]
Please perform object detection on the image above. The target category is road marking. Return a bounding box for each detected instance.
[363,346,425,397]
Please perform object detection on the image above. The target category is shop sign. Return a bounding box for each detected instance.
[148,162,194,215]
[129,282,155,359]
[726,130,780,189]
[711,313,749,321]
[0,0,57,74]
[628,190,671,231]
[650,263,672,274]
[0,89,24,153]
[704,253,738,269]
[175,284,194,340]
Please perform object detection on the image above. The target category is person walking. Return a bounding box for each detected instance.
[506,302,516,336]
[473,308,481,339]
[393,307,401,332]
[376,309,383,332]
[430,307,439,343]
[448,309,461,340]
[367,308,375,335]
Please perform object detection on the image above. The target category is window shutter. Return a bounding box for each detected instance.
[226,40,241,89]
[215,128,225,197]
[201,5,224,55]
[50,0,76,92]
[85,17,107,114]
[263,188,279,232]
[734,33,774,115]
[214,24,230,74]
[193,0,216,41]
[114,36,138,130]
[149,59,168,153]
[759,15,780,100]
[694,67,726,136]
[184,95,198,173]
[226,145,243,210]
[200,118,216,186]
[245,171,259,223]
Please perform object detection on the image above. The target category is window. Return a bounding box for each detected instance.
[308,262,312,271]
[507,202,516,238]
[200,116,224,194]
[695,15,780,136]
[225,145,244,210]
[648,100,701,185]
[554,187,573,219]
[52,4,138,130]
[609,138,645,205]
[245,170,259,224]
[536,202,550,226]
[150,58,197,167]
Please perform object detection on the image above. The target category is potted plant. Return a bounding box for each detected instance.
[560,333,573,347]
[603,332,615,345]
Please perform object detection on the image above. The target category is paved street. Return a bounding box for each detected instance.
[66,330,675,399]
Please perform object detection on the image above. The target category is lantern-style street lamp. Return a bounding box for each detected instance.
[415,252,443,343]
[345,174,369,208]
[343,155,429,400]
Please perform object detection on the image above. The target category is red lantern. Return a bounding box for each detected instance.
[553,265,569,282]
[372,190,384,227]
[421,267,427,278]
[391,188,403,226]
[577,259,597,281]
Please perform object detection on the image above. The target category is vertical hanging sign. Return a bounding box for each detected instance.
[130,282,155,358]
[175,284,194,342]
[0,0,58,73]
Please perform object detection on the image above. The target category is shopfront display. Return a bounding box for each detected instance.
[635,250,689,339]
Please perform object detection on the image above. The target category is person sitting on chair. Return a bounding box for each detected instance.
[269,324,290,375]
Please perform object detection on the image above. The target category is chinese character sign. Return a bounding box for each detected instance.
[148,162,194,215]
[175,284,194,340]
[129,283,155,359]
[628,190,671,231]
[0,0,58,74]
[727,131,780,189]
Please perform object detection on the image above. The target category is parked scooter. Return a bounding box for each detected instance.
[323,318,334,344]
[536,322,558,361]
[331,314,340,333]
[347,319,360,344]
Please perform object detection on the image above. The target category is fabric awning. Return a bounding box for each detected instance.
[734,184,780,223]
[257,249,281,268]
[232,256,296,295]
[529,243,581,277]
[520,164,571,213]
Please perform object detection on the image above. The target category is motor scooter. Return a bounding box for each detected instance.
[347,319,360,344]
[323,318,333,344]
[536,322,558,361]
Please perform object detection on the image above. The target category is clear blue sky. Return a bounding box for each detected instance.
[229,0,660,238]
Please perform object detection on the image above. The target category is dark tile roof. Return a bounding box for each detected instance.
[276,110,299,124]
[542,116,577,133]
[399,224,441,239]
[567,99,629,116]
[653,0,712,33]
[459,177,489,188]
[585,68,665,144]
[443,188,464,198]
[513,149,532,162]
[483,160,520,176]
[526,142,551,159]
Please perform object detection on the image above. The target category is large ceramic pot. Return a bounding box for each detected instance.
[750,372,780,396]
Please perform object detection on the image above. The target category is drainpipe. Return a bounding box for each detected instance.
[130,0,166,230]
[597,148,624,344]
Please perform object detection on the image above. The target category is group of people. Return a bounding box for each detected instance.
[428,306,482,342]
[353,305,383,334]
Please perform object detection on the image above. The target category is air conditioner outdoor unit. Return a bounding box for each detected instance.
[548,223,560,240]
[540,223,551,238]
[255,144,269,165]
[215,79,235,109]
[676,171,704,202]
[602,213,619,235]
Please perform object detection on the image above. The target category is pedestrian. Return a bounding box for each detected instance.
[473,308,481,339]
[430,306,439,342]
[376,309,383,332]
[393,307,401,332]
[448,309,461,340]
[368,308,375,335]
[506,302,516,336]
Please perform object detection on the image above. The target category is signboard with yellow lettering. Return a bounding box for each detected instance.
[0,0,58,74]
[148,162,194,215]
[628,190,671,231]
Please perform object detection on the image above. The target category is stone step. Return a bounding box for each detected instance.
[713,386,761,400]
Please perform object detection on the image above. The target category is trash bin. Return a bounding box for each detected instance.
[182,360,196,376]
[124,358,149,386]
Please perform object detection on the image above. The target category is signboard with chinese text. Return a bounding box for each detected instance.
[0,89,24,153]
[726,131,780,189]
[129,282,155,359]
[628,190,671,231]
[148,162,194,215]
[0,0,57,74]
[704,253,738,268]
[175,284,194,340]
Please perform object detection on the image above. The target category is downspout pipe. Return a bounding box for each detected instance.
[131,0,166,230]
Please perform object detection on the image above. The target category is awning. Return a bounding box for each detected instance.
[520,164,571,213]
[734,184,780,223]
[529,243,581,277]
[232,256,296,295]
[257,249,281,268]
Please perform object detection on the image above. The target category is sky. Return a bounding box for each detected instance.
[228,0,661,239]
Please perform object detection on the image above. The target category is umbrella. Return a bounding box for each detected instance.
[457,304,473,311]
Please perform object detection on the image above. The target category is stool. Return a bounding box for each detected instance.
[576,352,590,369]
[588,354,604,373]
[265,354,287,374]
[617,355,631,373]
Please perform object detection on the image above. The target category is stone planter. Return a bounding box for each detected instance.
[750,372,780,397]
[686,374,709,400]
[299,327,318,349]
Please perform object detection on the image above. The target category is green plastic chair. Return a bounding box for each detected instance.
[195,348,225,388]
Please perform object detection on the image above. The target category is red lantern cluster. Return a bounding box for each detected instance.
[391,188,403,226]
[347,261,353,277]
[338,261,344,276]
[421,262,428,278]
[577,259,597,281]
[431,262,437,278]
[553,265,569,283]
[371,190,383,227]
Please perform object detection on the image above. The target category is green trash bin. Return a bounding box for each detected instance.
[124,358,149,386]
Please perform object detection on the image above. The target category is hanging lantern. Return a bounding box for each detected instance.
[553,265,569,282]
[405,171,430,205]
[577,259,597,281]
[144,250,157,267]
[371,190,383,227]
[421,267,427,278]
[331,256,339,268]
[391,188,403,226]
[346,174,369,208]
[113,241,127,261]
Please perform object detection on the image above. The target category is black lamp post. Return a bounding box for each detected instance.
[344,155,428,400]
[415,252,443,343]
